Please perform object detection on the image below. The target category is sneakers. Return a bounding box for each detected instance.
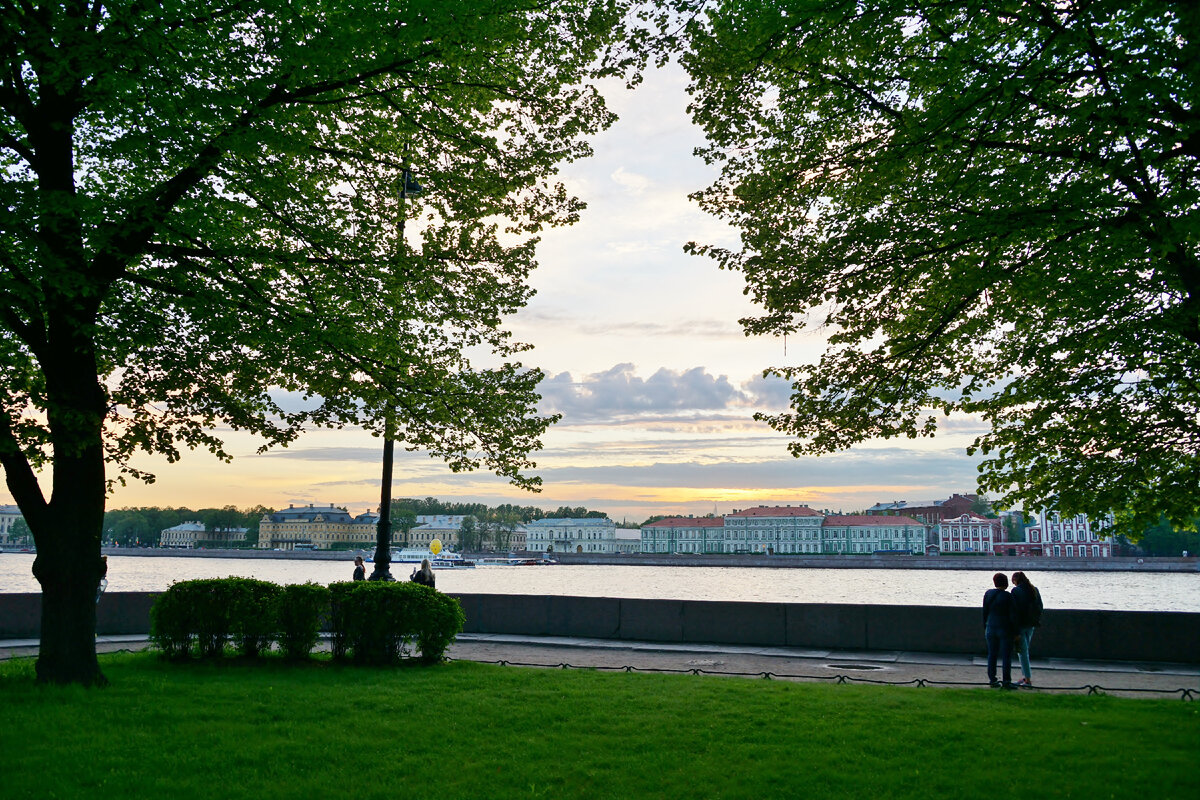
[1016,678,1033,689]
[989,680,1002,688]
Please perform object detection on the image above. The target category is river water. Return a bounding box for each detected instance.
[1,553,1197,611]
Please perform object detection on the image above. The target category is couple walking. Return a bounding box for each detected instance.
[982,571,1043,689]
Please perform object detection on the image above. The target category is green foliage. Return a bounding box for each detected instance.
[276,583,331,661]
[329,580,464,665]
[150,578,331,660]
[0,1,656,683]
[149,579,239,658]
[228,579,282,658]
[682,0,1200,538]
[1135,517,1200,557]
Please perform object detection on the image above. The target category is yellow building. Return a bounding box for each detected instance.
[259,504,379,550]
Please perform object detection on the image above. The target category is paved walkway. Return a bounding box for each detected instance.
[3,633,1196,699]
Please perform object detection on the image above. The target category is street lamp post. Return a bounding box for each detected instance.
[369,162,422,581]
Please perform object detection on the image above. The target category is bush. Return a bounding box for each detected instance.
[277,583,330,660]
[150,577,461,665]
[228,578,282,658]
[148,586,192,660]
[330,581,464,665]
[150,579,239,658]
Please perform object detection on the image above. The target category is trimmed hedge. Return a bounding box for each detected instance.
[149,576,463,664]
[278,583,329,660]
[329,581,465,665]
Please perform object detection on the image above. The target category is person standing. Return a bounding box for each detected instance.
[1011,571,1043,688]
[411,558,436,589]
[352,555,366,581]
[982,572,1017,689]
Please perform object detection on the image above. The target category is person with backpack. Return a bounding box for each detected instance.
[1011,571,1043,688]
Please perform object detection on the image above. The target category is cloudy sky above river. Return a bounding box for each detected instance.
[5,66,990,521]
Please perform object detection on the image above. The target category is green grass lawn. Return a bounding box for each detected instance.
[1,652,1196,799]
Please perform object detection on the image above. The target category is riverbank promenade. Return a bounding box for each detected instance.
[2,632,1195,700]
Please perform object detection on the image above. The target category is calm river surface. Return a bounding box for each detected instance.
[1,553,1197,611]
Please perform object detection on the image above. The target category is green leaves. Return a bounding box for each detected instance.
[1,1,650,496]
[684,0,1200,535]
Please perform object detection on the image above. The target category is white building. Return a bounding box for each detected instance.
[525,518,616,554]
[1015,511,1112,558]
[723,506,824,554]
[613,527,642,554]
[160,521,249,548]
[407,515,466,550]
[0,504,25,545]
[936,513,1001,554]
[640,516,725,554]
[821,515,927,554]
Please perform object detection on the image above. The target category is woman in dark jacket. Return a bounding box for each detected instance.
[1010,571,1043,688]
[982,572,1016,689]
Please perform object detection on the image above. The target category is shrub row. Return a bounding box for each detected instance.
[329,581,465,665]
[149,577,464,664]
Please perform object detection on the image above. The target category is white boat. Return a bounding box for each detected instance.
[477,555,557,566]
[385,548,475,569]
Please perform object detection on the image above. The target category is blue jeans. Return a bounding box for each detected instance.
[1015,626,1035,681]
[985,627,1013,685]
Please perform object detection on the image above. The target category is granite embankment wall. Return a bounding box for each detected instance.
[3,592,1198,664]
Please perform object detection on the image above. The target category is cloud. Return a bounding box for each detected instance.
[611,166,652,196]
[538,363,748,421]
[741,373,794,410]
[514,310,742,340]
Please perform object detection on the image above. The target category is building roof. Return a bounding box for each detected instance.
[163,522,208,533]
[867,494,977,512]
[727,506,822,518]
[644,516,725,528]
[270,504,354,523]
[822,515,924,527]
[526,517,614,526]
[938,513,997,525]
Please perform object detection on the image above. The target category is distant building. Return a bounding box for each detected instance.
[821,515,926,554]
[0,504,25,545]
[259,504,377,550]
[866,493,978,525]
[724,506,824,554]
[407,515,466,550]
[526,518,616,554]
[1000,511,1112,558]
[934,513,1001,555]
[640,516,725,554]
[613,527,642,554]
[160,521,249,549]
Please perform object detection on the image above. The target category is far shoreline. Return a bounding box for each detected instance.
[0,546,1186,573]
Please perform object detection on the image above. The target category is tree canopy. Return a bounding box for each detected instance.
[0,0,650,684]
[682,0,1200,536]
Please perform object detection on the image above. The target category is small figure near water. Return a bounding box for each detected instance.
[352,555,366,582]
[982,572,1017,689]
[1010,571,1044,688]
[411,558,435,589]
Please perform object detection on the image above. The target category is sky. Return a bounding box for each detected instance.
[4,64,990,522]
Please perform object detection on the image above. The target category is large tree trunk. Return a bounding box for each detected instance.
[32,539,107,686]
[29,413,109,686]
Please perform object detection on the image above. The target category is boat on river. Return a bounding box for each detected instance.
[477,555,557,566]
[385,548,475,569]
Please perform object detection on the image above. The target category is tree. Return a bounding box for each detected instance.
[457,515,481,552]
[9,515,30,545]
[1,1,649,685]
[682,0,1200,538]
